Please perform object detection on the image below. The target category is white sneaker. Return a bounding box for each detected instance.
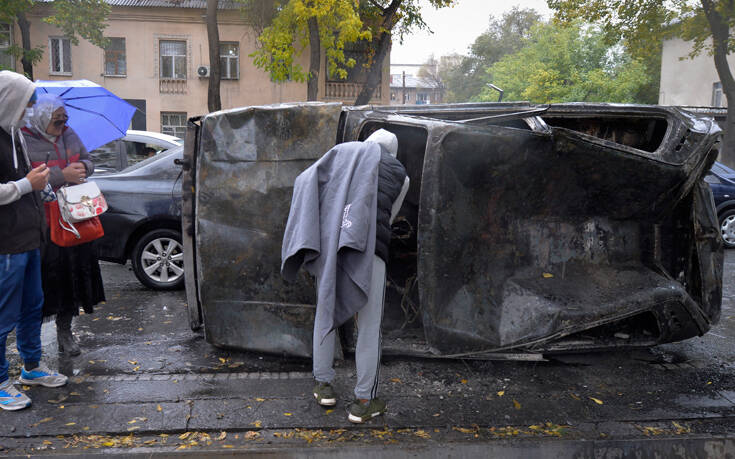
[19,363,68,388]
[0,379,31,411]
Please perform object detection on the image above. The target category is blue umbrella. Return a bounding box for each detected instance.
[34,79,137,152]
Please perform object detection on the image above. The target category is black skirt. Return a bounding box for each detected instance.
[41,234,106,319]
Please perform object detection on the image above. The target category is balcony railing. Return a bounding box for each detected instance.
[324,81,381,103]
[160,78,187,94]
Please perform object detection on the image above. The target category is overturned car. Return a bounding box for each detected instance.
[182,102,723,358]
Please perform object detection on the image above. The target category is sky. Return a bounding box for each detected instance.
[390,0,552,65]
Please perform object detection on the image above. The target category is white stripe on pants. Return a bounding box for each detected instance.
[313,255,385,400]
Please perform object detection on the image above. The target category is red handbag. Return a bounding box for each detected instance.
[48,201,104,247]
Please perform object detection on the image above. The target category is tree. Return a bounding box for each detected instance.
[0,0,110,79]
[478,21,652,104]
[250,0,370,101]
[548,0,735,166]
[440,7,542,102]
[206,0,222,112]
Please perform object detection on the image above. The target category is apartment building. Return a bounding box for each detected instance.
[2,0,389,135]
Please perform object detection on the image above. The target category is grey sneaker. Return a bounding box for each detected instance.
[313,381,337,406]
[348,398,386,423]
[0,379,31,411]
[19,363,68,388]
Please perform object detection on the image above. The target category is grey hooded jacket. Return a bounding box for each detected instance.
[281,141,381,344]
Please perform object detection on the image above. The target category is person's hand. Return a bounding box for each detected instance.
[62,162,87,184]
[27,164,50,191]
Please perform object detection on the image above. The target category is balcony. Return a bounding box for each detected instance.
[160,78,187,94]
[324,81,382,103]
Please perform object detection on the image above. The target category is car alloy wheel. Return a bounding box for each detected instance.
[721,212,735,249]
[132,229,185,290]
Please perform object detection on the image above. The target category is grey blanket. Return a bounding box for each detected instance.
[281,141,380,343]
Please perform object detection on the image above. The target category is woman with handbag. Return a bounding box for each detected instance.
[23,94,105,356]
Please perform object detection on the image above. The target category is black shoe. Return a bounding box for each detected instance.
[57,328,81,356]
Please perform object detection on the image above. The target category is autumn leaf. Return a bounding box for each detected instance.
[127,426,140,431]
[65,422,76,426]
[128,360,137,365]
[222,444,234,448]
[255,398,265,402]
[460,379,468,384]
[569,393,581,401]
[589,397,604,405]
[244,431,260,440]
[325,409,334,415]
[251,421,262,428]
[497,390,505,397]
[542,272,554,278]
[513,399,521,409]
[216,431,227,441]
[157,404,162,412]
[283,413,292,416]
[390,378,402,383]
[178,432,192,440]
[414,430,431,439]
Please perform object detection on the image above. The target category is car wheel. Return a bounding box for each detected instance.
[720,209,735,249]
[131,228,185,290]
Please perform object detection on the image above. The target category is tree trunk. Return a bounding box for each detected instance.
[353,0,402,105]
[307,16,320,101]
[702,0,735,167]
[16,13,33,80]
[206,0,222,112]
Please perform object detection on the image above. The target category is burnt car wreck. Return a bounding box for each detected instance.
[182,102,723,358]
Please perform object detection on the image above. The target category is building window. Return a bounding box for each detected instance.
[0,23,13,70]
[160,40,186,80]
[713,82,724,107]
[49,37,71,74]
[219,42,239,80]
[390,92,396,101]
[161,112,187,138]
[416,92,429,104]
[104,37,126,76]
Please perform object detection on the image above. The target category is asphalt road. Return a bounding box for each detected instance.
[3,253,735,457]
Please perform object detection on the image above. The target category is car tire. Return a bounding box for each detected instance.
[720,209,735,249]
[131,228,185,290]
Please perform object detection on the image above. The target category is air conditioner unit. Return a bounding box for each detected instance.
[197,65,210,78]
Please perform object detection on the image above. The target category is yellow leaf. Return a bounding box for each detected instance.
[137,328,143,331]
[133,366,140,371]
[42,440,53,445]
[283,412,292,416]
[178,432,192,440]
[216,431,227,441]
[542,272,554,278]
[707,381,712,385]
[127,426,140,431]
[82,426,89,431]
[390,378,401,383]
[255,398,265,402]
[102,441,115,447]
[222,445,234,448]
[460,379,468,384]
[325,409,334,415]
[251,421,262,428]
[414,430,431,439]
[589,397,604,405]
[244,431,260,440]
[513,399,521,409]
[128,360,138,365]
[89,360,95,364]
[65,422,76,426]
[569,393,581,401]
[497,390,505,397]
[157,404,162,412]
[218,358,226,364]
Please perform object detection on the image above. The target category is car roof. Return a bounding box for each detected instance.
[122,130,183,148]
[711,161,735,180]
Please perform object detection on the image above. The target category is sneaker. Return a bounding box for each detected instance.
[313,381,337,406]
[0,380,31,411]
[19,364,68,388]
[348,398,386,423]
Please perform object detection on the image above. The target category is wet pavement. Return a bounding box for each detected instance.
[3,254,735,457]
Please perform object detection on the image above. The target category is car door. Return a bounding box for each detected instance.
[184,103,342,356]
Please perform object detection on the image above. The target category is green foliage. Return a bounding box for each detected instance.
[441,7,542,102]
[479,22,652,104]
[250,0,370,83]
[44,0,110,48]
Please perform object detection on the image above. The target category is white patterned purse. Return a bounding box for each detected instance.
[56,181,108,223]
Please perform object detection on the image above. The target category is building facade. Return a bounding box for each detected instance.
[389,64,444,106]
[3,0,389,135]
[659,36,732,108]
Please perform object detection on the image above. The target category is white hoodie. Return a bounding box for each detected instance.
[0,70,36,205]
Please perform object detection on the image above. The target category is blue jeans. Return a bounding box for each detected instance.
[0,250,43,383]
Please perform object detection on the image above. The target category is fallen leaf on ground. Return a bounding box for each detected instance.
[513,399,521,409]
[251,421,262,428]
[222,445,234,448]
[216,431,227,441]
[65,422,76,426]
[390,378,401,383]
[589,397,604,405]
[497,390,505,397]
[128,360,137,365]
[460,379,468,384]
[325,409,334,415]
[157,404,162,412]
[542,272,554,278]
[244,431,260,440]
[283,413,292,416]
[569,393,581,401]
[414,430,431,439]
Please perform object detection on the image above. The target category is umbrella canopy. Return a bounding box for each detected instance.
[34,80,137,152]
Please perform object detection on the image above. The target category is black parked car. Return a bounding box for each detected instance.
[706,161,735,248]
[91,147,184,290]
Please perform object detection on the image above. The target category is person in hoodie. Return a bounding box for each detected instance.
[23,93,105,357]
[0,71,68,411]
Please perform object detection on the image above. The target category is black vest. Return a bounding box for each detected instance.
[375,148,407,262]
[0,129,44,254]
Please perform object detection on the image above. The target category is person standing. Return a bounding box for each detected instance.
[0,71,68,411]
[282,129,409,423]
[23,94,105,356]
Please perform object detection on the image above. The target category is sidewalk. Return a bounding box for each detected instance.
[2,259,735,456]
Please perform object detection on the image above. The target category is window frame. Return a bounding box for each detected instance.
[0,23,13,70]
[49,36,72,75]
[104,37,127,77]
[219,42,239,80]
[159,40,187,80]
[160,111,187,139]
[712,81,725,108]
